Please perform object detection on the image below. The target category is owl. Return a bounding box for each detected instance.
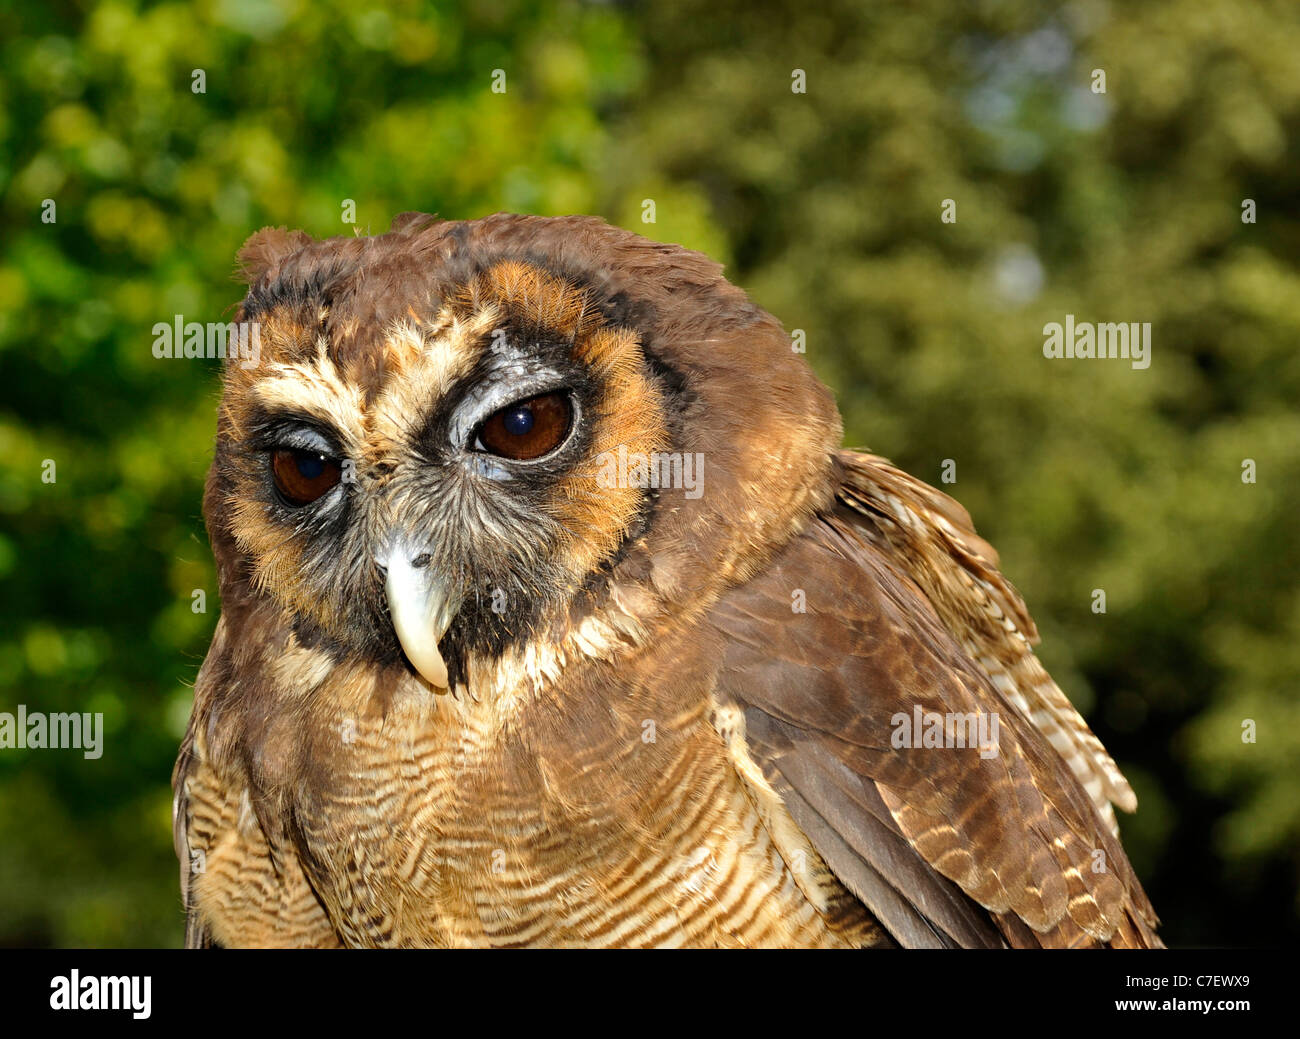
[173,211,1160,948]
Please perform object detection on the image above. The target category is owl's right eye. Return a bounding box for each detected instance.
[271,449,342,506]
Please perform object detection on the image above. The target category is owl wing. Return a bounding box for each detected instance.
[172,617,344,949]
[171,721,214,949]
[832,451,1137,831]
[705,451,1160,947]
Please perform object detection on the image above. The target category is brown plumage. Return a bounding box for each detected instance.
[173,211,1160,948]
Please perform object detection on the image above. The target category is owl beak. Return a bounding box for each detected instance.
[380,545,455,690]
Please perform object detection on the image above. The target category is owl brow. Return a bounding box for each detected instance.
[245,409,346,455]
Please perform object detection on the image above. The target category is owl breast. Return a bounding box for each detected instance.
[215,651,883,948]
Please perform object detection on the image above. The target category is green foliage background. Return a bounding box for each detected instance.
[0,0,1295,946]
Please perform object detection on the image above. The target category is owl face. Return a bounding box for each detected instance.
[208,212,841,695]
[215,253,668,689]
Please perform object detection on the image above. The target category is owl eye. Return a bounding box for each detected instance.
[475,392,573,461]
[271,448,343,506]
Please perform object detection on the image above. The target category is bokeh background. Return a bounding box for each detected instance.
[1,0,1297,947]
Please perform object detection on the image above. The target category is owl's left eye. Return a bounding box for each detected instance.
[474,392,573,461]
[271,448,342,506]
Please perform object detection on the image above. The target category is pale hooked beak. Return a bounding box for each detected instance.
[379,541,456,690]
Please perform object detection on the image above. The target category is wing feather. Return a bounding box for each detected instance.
[171,616,342,948]
[833,451,1137,830]
[171,721,215,949]
[768,733,1006,947]
[706,458,1160,946]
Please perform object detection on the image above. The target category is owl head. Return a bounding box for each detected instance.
[207,212,841,692]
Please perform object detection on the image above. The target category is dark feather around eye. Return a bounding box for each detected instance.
[475,392,573,461]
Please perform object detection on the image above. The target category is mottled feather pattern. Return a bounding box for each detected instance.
[707,509,1159,946]
[833,451,1138,832]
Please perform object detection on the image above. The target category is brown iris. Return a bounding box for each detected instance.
[271,448,342,506]
[476,392,573,461]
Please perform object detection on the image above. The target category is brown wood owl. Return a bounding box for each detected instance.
[172,211,1160,948]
